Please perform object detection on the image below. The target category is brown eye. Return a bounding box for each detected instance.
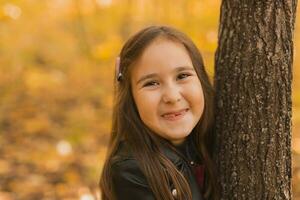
[143,81,159,87]
[177,73,191,80]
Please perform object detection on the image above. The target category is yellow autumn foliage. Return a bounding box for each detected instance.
[0,0,299,199]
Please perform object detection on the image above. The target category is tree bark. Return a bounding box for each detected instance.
[214,1,297,199]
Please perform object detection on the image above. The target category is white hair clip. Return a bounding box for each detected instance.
[115,56,122,82]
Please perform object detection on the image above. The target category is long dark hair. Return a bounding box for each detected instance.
[100,25,218,200]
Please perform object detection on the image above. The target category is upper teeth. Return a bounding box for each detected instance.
[164,113,176,117]
[163,109,187,117]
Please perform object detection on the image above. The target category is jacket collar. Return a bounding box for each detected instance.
[159,138,201,166]
[116,138,201,166]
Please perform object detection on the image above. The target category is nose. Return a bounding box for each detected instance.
[162,83,182,104]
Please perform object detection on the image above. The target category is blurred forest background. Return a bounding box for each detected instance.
[0,0,299,199]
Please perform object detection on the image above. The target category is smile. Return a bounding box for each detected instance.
[161,108,189,121]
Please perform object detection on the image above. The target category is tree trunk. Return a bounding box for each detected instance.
[214,1,297,199]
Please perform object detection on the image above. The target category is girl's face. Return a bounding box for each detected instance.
[131,38,204,145]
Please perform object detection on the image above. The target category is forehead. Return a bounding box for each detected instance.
[131,38,193,76]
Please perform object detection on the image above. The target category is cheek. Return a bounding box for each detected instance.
[186,82,204,104]
[133,92,159,120]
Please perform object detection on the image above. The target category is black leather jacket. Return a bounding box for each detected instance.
[110,140,204,200]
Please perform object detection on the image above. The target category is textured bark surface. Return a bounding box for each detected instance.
[214,1,297,199]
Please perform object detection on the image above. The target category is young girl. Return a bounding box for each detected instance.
[99,25,218,200]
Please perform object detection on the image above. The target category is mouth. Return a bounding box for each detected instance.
[161,108,189,121]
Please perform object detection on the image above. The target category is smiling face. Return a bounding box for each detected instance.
[130,38,204,145]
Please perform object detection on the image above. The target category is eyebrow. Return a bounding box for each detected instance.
[136,66,195,85]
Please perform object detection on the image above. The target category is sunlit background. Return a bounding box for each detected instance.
[0,0,299,199]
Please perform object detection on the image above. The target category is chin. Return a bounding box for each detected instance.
[167,132,191,140]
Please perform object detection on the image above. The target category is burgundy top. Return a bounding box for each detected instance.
[174,140,205,191]
[192,164,205,190]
